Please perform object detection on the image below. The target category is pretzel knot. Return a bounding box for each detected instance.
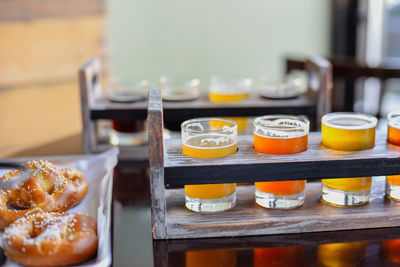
[0,161,88,229]
[3,210,98,267]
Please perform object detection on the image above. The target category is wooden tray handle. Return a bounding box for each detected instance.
[148,90,167,239]
[79,57,102,154]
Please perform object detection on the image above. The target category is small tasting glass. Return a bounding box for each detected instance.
[181,118,238,212]
[253,115,309,209]
[386,111,400,200]
[107,79,149,146]
[321,112,377,207]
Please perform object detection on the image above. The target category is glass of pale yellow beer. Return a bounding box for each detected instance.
[181,118,238,212]
[209,76,251,133]
[386,112,400,200]
[321,112,377,206]
[253,115,309,209]
[209,76,251,103]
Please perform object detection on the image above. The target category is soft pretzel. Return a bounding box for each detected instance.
[0,189,37,229]
[3,210,98,267]
[61,167,88,203]
[0,161,88,229]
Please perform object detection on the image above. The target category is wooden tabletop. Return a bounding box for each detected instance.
[113,161,400,267]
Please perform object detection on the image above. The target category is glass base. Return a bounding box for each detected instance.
[255,189,305,209]
[386,182,400,201]
[109,129,147,146]
[185,192,236,213]
[322,185,370,207]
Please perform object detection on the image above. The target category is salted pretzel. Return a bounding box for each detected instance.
[0,161,88,229]
[0,189,36,229]
[3,210,98,267]
[61,167,88,203]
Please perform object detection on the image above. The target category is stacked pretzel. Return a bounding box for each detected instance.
[0,160,98,266]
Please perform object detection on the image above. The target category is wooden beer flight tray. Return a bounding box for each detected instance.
[148,90,400,240]
[79,56,332,156]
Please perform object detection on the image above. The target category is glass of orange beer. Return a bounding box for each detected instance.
[321,112,377,206]
[182,118,238,212]
[386,111,400,200]
[253,115,309,209]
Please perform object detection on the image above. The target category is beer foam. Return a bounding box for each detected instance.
[322,113,377,130]
[186,122,204,132]
[183,133,236,149]
[255,118,308,139]
[222,125,234,134]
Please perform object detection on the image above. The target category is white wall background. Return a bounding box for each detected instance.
[107,0,331,88]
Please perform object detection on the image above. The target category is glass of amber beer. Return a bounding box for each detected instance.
[321,112,377,206]
[386,111,400,200]
[253,115,309,209]
[182,118,238,212]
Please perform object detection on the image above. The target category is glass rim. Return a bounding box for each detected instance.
[181,117,238,134]
[322,112,377,130]
[388,111,400,129]
[253,115,310,139]
[388,111,400,120]
[253,115,310,127]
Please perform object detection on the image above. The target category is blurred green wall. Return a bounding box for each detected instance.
[107,0,331,88]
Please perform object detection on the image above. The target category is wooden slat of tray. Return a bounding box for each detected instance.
[91,96,148,120]
[164,133,400,185]
[164,94,313,109]
[90,94,315,120]
[164,180,400,239]
[156,226,400,252]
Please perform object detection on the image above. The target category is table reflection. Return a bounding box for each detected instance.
[382,239,400,264]
[112,161,400,266]
[186,250,237,267]
[254,246,303,267]
[317,242,368,267]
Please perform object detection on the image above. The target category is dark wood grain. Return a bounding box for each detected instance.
[91,95,148,120]
[164,133,400,185]
[148,90,167,239]
[162,179,400,239]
